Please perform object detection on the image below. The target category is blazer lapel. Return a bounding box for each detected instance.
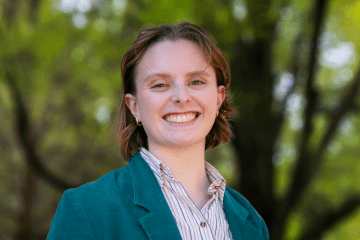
[128,154,182,240]
[223,189,262,240]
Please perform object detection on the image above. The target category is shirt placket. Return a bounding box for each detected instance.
[140,148,233,240]
[170,178,220,240]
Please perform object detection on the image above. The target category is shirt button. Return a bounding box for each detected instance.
[200,222,206,227]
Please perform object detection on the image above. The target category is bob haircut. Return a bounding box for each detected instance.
[116,22,236,161]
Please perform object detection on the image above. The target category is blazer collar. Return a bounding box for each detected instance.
[129,153,262,240]
[128,154,183,240]
[223,189,262,240]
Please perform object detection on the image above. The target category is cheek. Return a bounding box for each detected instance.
[139,94,165,116]
[198,90,218,109]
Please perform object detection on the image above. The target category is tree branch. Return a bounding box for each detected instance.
[4,62,77,190]
[273,0,330,236]
[298,195,360,240]
[16,170,36,240]
[2,0,20,24]
[315,69,360,160]
[285,0,328,210]
[316,102,360,115]
[29,0,40,24]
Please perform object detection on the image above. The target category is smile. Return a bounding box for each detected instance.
[163,112,200,123]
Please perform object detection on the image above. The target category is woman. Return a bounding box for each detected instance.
[47,22,269,240]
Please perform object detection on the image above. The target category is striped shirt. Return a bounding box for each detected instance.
[140,147,233,240]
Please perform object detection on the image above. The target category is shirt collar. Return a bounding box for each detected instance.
[139,147,227,203]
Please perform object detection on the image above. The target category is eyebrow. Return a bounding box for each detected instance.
[144,70,211,82]
[186,70,211,78]
[144,73,171,82]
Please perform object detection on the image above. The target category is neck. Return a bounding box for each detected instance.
[148,141,210,195]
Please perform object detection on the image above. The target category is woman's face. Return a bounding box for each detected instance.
[125,39,225,150]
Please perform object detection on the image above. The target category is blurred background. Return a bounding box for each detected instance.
[0,0,360,239]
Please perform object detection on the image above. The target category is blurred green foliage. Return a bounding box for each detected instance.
[0,0,359,239]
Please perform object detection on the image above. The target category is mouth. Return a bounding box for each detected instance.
[163,112,201,123]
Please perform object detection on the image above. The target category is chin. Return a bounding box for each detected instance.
[165,137,205,147]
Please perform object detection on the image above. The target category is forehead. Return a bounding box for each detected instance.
[134,39,214,81]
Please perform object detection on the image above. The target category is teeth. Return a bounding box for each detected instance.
[165,113,197,123]
[182,115,187,122]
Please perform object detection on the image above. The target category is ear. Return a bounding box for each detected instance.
[125,93,140,121]
[217,85,226,109]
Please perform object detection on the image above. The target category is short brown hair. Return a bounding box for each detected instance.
[115,22,236,161]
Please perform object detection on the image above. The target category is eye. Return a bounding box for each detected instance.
[191,79,205,86]
[151,83,167,88]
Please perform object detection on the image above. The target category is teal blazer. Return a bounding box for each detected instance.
[47,154,269,240]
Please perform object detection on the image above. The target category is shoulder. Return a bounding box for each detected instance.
[48,163,151,239]
[225,186,269,239]
[225,186,257,214]
[64,165,132,203]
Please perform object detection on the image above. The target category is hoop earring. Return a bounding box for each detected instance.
[135,118,142,126]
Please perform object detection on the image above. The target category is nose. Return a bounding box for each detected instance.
[171,83,191,105]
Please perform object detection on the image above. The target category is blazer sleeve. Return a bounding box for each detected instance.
[47,190,96,240]
[261,216,269,240]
